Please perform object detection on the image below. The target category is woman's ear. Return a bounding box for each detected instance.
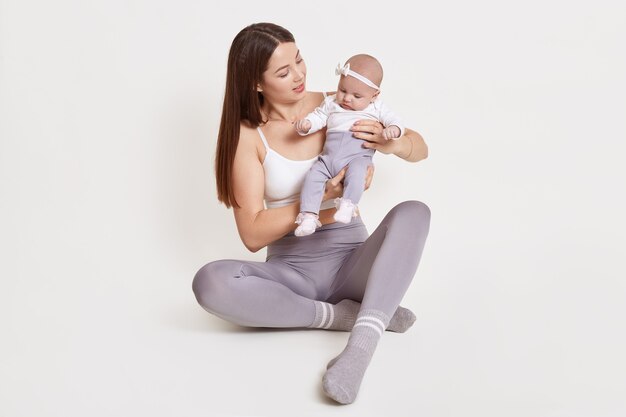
[256,84,263,92]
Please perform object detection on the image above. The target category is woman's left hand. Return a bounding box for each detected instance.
[350,119,400,155]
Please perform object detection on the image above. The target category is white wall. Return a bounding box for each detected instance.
[1,1,625,416]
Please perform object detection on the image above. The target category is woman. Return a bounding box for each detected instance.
[192,22,431,404]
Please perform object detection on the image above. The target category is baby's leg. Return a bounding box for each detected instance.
[332,156,373,223]
[300,159,332,215]
[341,156,373,206]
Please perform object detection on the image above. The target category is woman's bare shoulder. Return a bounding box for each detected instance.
[239,120,257,135]
[238,121,264,162]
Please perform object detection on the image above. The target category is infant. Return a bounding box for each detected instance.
[294,54,405,237]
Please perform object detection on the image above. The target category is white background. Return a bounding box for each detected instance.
[1,1,625,416]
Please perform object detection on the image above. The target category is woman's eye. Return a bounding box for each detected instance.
[279,72,288,78]
[296,59,303,64]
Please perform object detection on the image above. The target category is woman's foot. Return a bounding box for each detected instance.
[309,299,417,334]
[294,212,321,236]
[322,300,417,370]
[322,309,390,404]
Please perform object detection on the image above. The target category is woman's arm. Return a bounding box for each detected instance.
[231,127,299,252]
[388,128,428,162]
[231,127,363,252]
[351,121,428,162]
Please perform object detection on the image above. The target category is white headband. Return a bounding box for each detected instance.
[335,63,380,91]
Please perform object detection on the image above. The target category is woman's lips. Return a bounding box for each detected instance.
[293,83,305,93]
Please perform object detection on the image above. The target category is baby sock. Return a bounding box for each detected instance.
[322,309,390,404]
[333,198,358,224]
[308,299,416,333]
[294,212,321,237]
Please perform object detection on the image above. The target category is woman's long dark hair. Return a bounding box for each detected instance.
[215,23,295,208]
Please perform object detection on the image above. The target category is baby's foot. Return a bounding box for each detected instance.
[334,198,357,224]
[294,212,321,236]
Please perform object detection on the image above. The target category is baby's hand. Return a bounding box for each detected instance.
[382,125,401,141]
[295,119,312,135]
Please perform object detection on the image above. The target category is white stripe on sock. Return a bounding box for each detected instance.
[356,316,387,332]
[318,302,328,328]
[353,321,383,337]
[323,303,335,329]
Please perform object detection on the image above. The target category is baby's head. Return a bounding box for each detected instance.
[336,54,383,111]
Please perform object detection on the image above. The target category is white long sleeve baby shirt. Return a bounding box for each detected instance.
[300,94,405,136]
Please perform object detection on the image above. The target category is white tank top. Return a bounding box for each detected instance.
[259,92,336,210]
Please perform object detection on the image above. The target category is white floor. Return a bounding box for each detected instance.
[2,216,625,416]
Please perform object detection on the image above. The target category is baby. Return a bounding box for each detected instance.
[293,54,405,237]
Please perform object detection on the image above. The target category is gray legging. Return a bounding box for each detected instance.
[192,200,431,327]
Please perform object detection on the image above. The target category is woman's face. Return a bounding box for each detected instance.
[258,42,307,103]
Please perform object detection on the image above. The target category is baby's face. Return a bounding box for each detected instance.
[335,75,378,111]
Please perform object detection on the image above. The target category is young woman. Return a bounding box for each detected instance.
[192,22,431,404]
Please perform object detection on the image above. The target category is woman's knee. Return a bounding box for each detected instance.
[192,260,239,312]
[388,200,431,227]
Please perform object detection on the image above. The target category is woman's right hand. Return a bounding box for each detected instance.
[318,164,374,225]
[322,167,345,201]
[322,164,375,202]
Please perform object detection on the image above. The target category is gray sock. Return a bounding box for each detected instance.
[308,300,416,333]
[322,309,390,404]
[308,299,357,330]
[388,305,417,333]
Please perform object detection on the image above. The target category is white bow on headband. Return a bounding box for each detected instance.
[335,63,380,91]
